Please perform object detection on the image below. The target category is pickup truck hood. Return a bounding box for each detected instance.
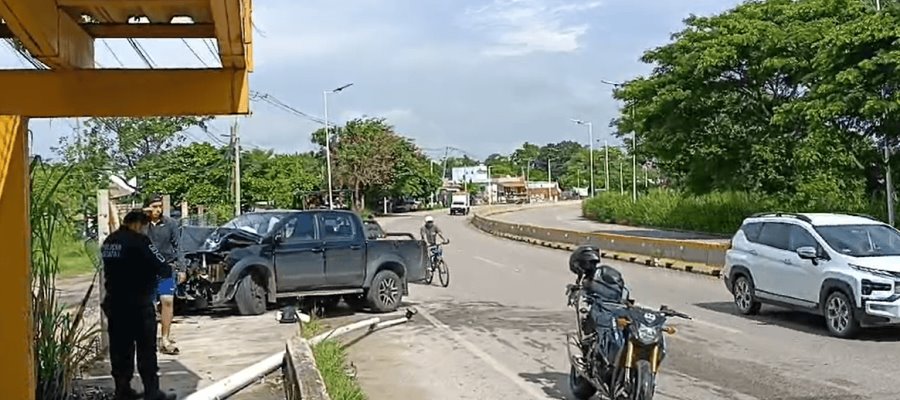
[191,228,261,254]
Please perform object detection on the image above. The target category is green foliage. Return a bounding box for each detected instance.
[316,117,440,209]
[583,189,886,235]
[612,0,900,205]
[30,159,100,400]
[312,340,366,400]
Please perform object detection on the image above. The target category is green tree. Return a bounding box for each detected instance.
[612,0,887,206]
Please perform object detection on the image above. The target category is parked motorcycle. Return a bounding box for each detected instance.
[565,264,690,400]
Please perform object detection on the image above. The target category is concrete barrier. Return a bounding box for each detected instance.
[471,207,728,277]
[283,335,331,400]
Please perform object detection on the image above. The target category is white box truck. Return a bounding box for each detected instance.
[450,193,470,216]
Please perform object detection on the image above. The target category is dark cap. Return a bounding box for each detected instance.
[123,209,151,225]
[144,194,164,208]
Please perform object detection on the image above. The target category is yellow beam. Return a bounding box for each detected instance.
[0,68,249,117]
[209,0,246,69]
[0,115,33,400]
[0,0,95,69]
[0,23,215,39]
[58,0,208,6]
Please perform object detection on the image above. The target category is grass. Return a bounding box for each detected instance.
[301,317,367,400]
[56,238,97,278]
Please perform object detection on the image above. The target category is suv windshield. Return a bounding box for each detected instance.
[221,212,287,237]
[815,224,900,257]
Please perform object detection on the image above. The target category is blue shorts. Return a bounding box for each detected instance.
[157,277,176,297]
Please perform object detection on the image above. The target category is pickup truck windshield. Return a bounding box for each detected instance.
[221,212,287,236]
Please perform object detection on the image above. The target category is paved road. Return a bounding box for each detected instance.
[494,201,729,244]
[349,209,900,400]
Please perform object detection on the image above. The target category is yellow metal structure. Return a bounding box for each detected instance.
[0,0,253,398]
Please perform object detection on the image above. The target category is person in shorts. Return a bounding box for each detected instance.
[144,195,180,355]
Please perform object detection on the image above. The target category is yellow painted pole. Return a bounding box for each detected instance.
[0,115,34,400]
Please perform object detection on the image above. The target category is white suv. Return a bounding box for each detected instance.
[723,212,900,338]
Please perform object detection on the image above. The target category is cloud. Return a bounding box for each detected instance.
[6,0,746,159]
[463,0,604,56]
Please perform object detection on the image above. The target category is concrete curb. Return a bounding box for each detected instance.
[284,335,331,400]
[472,205,725,278]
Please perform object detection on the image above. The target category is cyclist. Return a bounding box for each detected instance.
[420,216,447,249]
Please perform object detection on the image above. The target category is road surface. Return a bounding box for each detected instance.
[493,201,729,243]
[348,208,900,400]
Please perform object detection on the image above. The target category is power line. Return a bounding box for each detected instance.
[203,39,220,61]
[127,38,155,68]
[250,91,329,125]
[102,39,125,67]
[181,39,209,67]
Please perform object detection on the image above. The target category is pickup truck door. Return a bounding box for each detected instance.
[274,213,326,291]
[318,212,367,287]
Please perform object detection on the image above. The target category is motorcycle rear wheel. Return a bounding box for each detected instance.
[568,365,597,399]
[631,360,656,400]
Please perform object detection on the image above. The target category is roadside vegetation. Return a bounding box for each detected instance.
[301,318,366,400]
[31,159,100,399]
[584,0,900,232]
[584,190,887,235]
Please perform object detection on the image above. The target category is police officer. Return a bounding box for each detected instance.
[101,209,177,400]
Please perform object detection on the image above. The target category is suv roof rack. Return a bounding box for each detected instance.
[845,213,882,222]
[748,212,812,223]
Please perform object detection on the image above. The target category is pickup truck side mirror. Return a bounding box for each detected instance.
[273,232,285,243]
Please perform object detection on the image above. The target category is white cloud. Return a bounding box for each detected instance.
[463,0,604,56]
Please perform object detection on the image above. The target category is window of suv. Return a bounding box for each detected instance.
[740,222,764,242]
[815,224,900,257]
[787,225,819,250]
[756,222,792,250]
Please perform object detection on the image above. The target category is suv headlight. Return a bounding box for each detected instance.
[849,264,896,278]
[634,324,660,345]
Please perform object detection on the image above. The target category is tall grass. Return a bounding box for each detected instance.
[583,189,887,235]
[30,159,101,400]
[301,317,367,400]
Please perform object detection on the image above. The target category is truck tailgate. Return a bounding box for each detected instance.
[368,239,428,282]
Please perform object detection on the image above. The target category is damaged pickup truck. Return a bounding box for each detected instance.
[179,209,428,315]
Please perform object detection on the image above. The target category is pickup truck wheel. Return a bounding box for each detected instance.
[235,273,267,316]
[368,270,402,313]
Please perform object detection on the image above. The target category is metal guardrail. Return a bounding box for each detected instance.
[471,207,728,277]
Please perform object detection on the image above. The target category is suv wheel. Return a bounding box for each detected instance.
[824,291,860,338]
[732,275,761,315]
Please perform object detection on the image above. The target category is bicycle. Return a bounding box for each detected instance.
[424,239,450,287]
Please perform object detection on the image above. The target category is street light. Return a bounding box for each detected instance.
[601,79,637,203]
[322,82,354,210]
[571,119,595,197]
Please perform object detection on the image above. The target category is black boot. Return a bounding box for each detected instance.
[142,375,177,400]
[114,378,142,400]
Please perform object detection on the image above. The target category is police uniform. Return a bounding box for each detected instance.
[101,227,173,399]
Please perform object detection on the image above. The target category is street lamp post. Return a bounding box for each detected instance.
[322,83,354,210]
[572,119,595,197]
[602,79,637,203]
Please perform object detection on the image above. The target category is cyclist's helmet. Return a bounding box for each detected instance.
[569,245,601,275]
[424,216,434,224]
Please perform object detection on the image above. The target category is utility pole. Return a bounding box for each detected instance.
[874,0,894,225]
[547,159,552,201]
[231,119,241,216]
[631,106,637,203]
[604,140,610,192]
[619,156,624,195]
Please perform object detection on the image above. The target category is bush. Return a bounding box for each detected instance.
[583,189,886,235]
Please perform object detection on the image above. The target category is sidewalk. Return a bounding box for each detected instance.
[493,202,729,244]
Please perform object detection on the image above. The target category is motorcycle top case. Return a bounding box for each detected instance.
[585,265,626,303]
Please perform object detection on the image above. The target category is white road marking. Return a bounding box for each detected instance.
[473,256,505,267]
[418,307,550,400]
[690,318,742,335]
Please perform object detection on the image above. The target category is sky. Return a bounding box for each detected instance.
[3,0,742,161]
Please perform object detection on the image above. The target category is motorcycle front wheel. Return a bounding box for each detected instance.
[631,360,656,400]
[568,365,597,399]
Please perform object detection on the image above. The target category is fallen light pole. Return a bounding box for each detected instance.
[184,309,417,400]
